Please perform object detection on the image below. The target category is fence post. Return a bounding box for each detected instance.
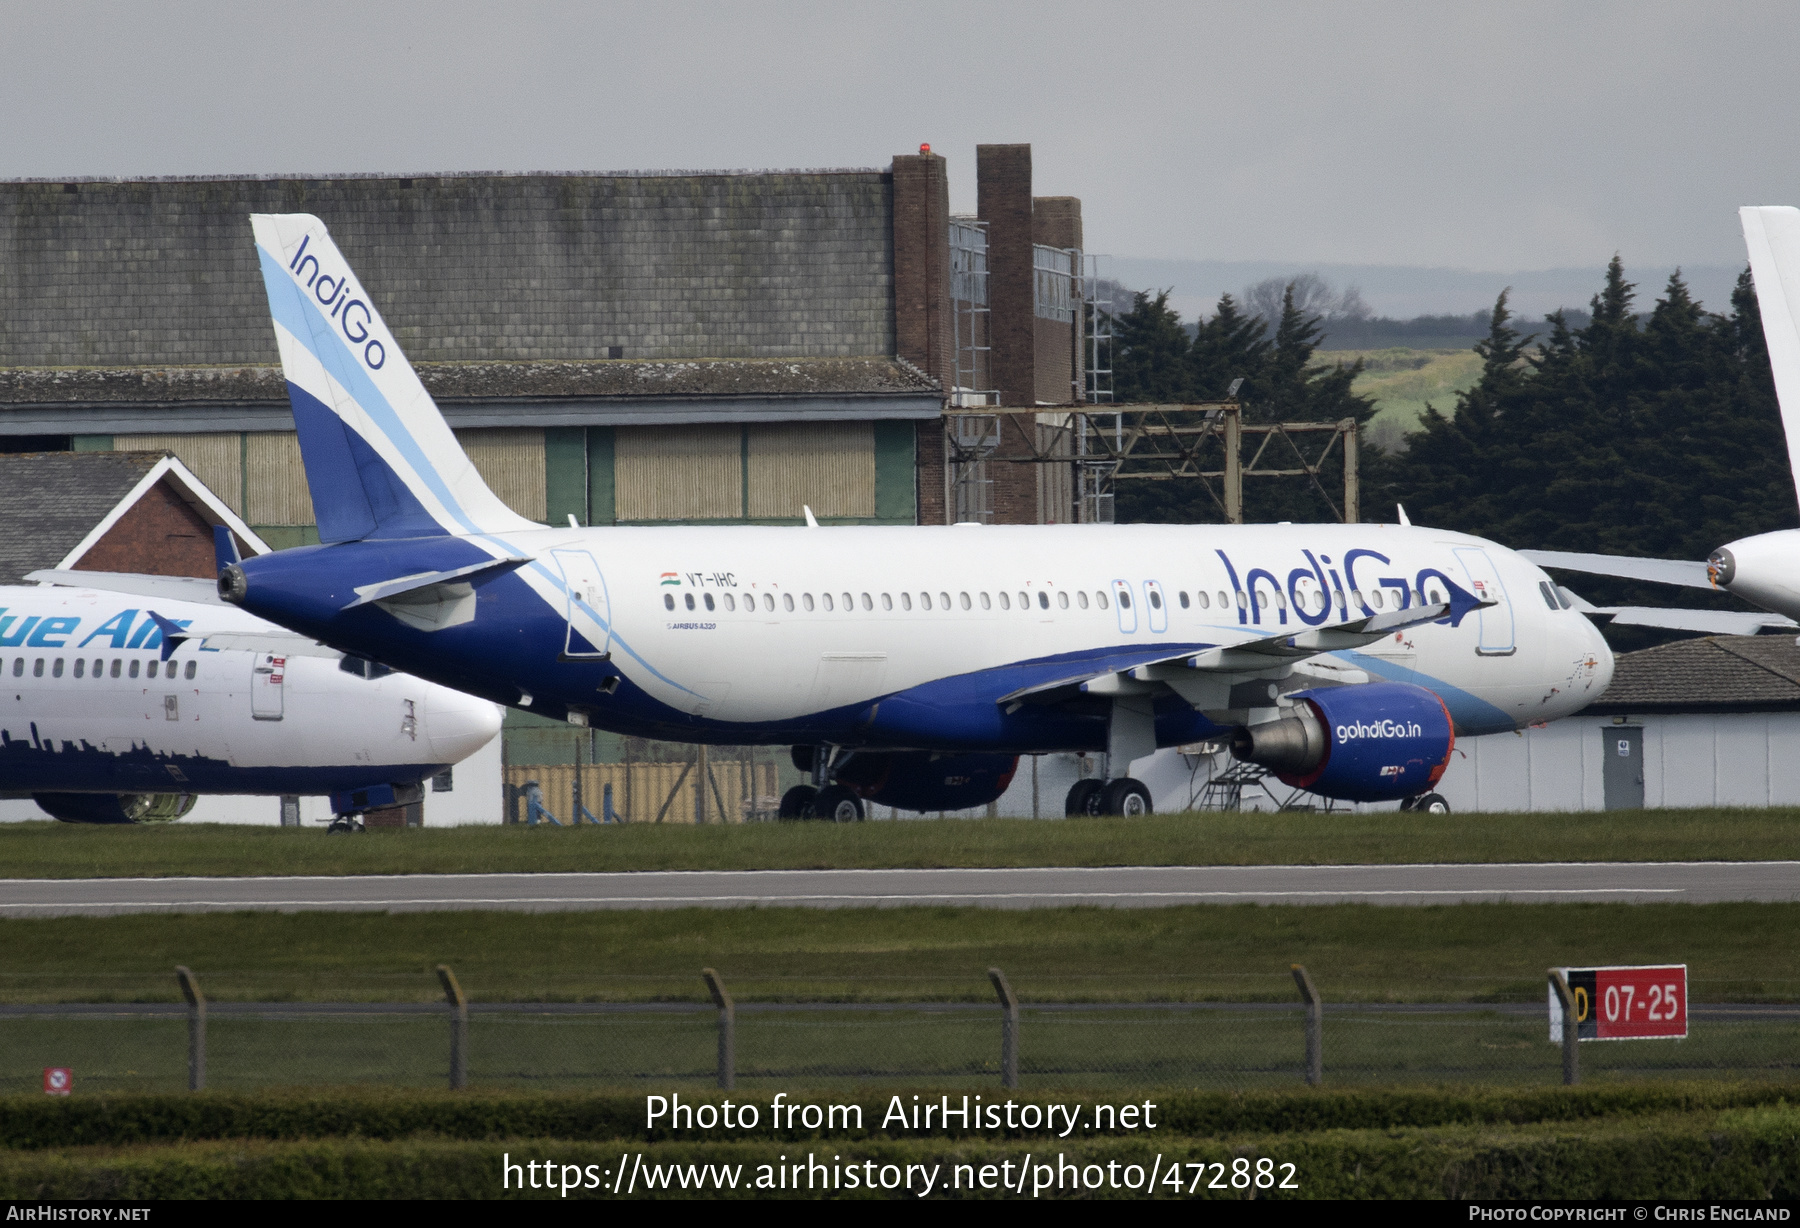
[988,967,1019,1089]
[702,968,735,1090]
[1290,964,1322,1086]
[175,966,205,1091]
[1549,969,1580,1086]
[437,965,468,1090]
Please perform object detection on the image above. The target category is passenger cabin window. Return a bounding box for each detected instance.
[861,593,872,611]
[1054,592,1066,610]
[919,593,931,610]
[1178,591,1190,609]
[784,594,796,612]
[1118,591,1131,609]
[1097,592,1109,610]
[1236,591,1247,609]
[1148,590,1162,610]
[804,594,816,611]
[684,593,696,611]
[723,594,735,611]
[663,593,674,610]
[765,594,776,612]
[1018,592,1029,608]
[939,592,951,609]
[980,593,991,610]
[900,593,912,611]
[703,593,715,611]
[51,659,62,678]
[1197,591,1210,609]
[186,661,196,680]
[1038,592,1049,609]
[998,592,1010,610]
[842,592,853,610]
[1350,590,1363,609]
[823,593,834,611]
[881,593,892,611]
[110,659,121,678]
[128,660,138,678]
[73,660,84,678]
[8,659,17,676]
[1077,592,1089,609]
[959,592,972,611]
[1218,591,1229,608]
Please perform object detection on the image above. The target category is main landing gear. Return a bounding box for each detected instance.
[778,747,866,822]
[1065,777,1153,817]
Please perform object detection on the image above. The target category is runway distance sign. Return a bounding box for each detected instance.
[1549,965,1687,1041]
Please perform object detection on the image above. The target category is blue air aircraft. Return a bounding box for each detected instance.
[207,214,1613,820]
[0,571,500,824]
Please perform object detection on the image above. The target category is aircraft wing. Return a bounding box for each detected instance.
[186,631,346,660]
[25,569,226,604]
[1518,550,1714,590]
[1587,606,1797,636]
[999,594,1474,711]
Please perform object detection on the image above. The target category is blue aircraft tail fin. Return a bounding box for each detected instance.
[249,214,538,544]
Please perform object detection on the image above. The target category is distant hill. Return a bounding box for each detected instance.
[1101,256,1744,333]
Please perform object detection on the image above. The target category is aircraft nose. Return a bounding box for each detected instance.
[1579,610,1615,697]
[422,685,503,764]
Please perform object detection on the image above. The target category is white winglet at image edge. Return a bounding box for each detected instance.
[1396,504,1411,526]
[1740,207,1800,510]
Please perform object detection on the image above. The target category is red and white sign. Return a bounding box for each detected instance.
[1550,965,1687,1041]
[43,1067,72,1095]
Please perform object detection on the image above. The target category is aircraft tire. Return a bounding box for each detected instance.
[1414,792,1450,815]
[1099,778,1154,817]
[813,784,865,823]
[1064,779,1104,817]
[778,785,818,821]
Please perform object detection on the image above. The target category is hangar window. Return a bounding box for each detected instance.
[1077,592,1089,609]
[110,659,121,678]
[1055,592,1067,610]
[940,592,951,609]
[998,592,1010,610]
[919,593,931,610]
[684,593,696,611]
[1538,580,1559,610]
[881,593,892,611]
[73,660,85,678]
[663,593,674,610]
[803,594,814,611]
[1039,592,1050,610]
[900,593,912,611]
[185,661,196,680]
[128,660,139,678]
[861,593,872,611]
[960,592,972,611]
[703,593,715,612]
[33,659,43,677]
[1097,592,1109,610]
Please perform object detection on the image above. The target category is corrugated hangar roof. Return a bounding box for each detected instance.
[0,451,164,584]
[1587,635,1800,713]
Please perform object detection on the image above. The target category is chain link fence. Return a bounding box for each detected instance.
[3,974,1795,1095]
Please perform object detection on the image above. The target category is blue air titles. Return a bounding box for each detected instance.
[0,609,188,652]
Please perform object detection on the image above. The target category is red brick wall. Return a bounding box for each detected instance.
[1035,317,1076,405]
[74,479,222,577]
[892,152,952,524]
[977,145,1042,525]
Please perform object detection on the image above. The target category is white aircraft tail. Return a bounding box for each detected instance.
[249,214,538,543]
[1740,206,1800,509]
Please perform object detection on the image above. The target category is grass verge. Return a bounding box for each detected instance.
[3,805,1797,879]
[0,902,1794,1004]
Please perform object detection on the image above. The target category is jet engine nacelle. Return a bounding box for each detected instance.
[1708,528,1800,624]
[834,751,1020,813]
[1230,682,1454,803]
[33,793,198,824]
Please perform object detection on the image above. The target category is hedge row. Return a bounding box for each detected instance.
[1,1110,1796,1199]
[1,1083,1796,1150]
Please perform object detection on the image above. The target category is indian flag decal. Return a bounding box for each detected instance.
[659,572,680,585]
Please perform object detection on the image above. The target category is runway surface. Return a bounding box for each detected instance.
[1,861,1795,916]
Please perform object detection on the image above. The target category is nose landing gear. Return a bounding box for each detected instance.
[1399,792,1451,814]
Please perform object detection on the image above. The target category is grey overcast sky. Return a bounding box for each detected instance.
[4,1,1797,291]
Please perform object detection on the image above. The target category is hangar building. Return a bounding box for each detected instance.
[0,144,1090,545]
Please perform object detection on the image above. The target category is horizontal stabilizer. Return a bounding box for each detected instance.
[25,569,224,605]
[342,556,532,610]
[1520,549,1713,590]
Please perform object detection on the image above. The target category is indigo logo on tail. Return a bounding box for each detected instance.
[287,235,386,370]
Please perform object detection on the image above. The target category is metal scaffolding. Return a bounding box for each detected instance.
[942,401,1361,525]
